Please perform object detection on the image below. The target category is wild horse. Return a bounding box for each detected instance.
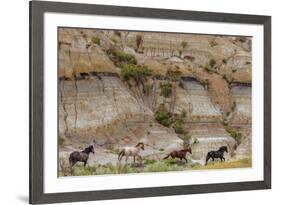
[205,146,228,165]
[69,145,95,167]
[118,142,145,163]
[163,148,192,163]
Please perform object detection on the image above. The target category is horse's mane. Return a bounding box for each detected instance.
[218,146,227,151]
[82,145,93,153]
[135,142,144,147]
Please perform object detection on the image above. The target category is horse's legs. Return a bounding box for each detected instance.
[205,155,210,165]
[137,155,142,162]
[70,160,77,167]
[222,157,225,161]
[125,155,129,163]
[212,157,214,161]
[84,161,87,167]
[119,154,124,161]
[184,157,187,163]
[133,156,135,163]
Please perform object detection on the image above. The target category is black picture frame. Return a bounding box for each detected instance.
[29,0,271,204]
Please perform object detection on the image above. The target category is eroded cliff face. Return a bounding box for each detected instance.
[58,28,252,161]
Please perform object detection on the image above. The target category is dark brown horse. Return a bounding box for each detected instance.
[163,148,192,163]
[69,145,95,167]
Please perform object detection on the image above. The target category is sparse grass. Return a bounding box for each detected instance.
[91,36,101,45]
[193,158,252,170]
[59,158,251,176]
[160,82,172,98]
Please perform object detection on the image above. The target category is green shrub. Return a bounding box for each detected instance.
[160,82,172,98]
[114,50,137,65]
[107,49,137,66]
[91,36,101,45]
[174,119,185,134]
[120,64,150,81]
[155,110,173,127]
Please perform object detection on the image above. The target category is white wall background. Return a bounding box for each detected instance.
[0,0,279,204]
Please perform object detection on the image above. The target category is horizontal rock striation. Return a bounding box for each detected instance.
[58,28,252,162]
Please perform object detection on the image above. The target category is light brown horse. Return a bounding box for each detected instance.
[118,142,145,163]
[163,148,192,163]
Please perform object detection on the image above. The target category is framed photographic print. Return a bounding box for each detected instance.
[29,0,271,204]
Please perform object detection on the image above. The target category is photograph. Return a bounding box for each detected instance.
[58,28,252,177]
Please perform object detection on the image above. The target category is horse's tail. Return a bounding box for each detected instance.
[205,152,210,166]
[69,153,73,167]
[163,154,170,160]
[118,149,125,161]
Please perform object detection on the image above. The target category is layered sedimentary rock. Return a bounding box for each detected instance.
[58,28,252,161]
[229,83,252,158]
[59,75,152,142]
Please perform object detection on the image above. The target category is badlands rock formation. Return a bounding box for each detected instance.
[58,28,252,163]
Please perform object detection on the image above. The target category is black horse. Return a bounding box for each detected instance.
[205,146,228,165]
[69,145,94,167]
